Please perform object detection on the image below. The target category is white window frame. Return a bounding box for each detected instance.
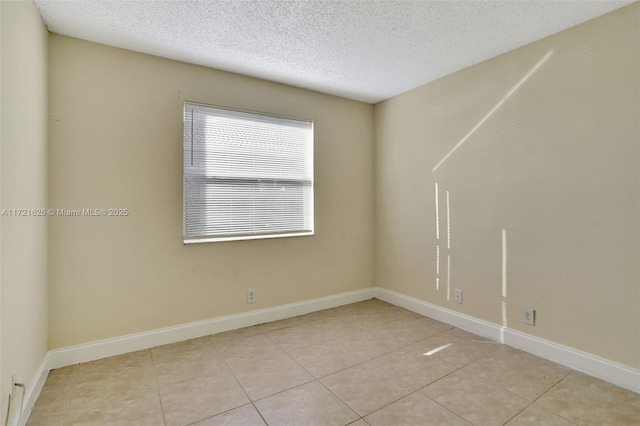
[183,102,314,243]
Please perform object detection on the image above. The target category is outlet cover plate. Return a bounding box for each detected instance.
[247,289,256,304]
[454,289,463,304]
[522,307,535,325]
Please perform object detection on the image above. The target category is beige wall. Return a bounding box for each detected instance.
[48,35,374,349]
[375,3,639,369]
[0,0,49,403]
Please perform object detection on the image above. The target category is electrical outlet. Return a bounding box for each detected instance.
[454,289,463,304]
[522,307,535,325]
[247,289,256,304]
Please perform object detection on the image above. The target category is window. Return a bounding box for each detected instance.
[183,102,314,243]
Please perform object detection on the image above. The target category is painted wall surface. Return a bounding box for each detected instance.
[48,35,374,349]
[374,4,639,369]
[0,0,49,405]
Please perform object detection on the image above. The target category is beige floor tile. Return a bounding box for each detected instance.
[352,314,398,329]
[346,420,369,426]
[506,405,575,425]
[374,305,425,323]
[67,360,157,412]
[254,381,359,426]
[408,330,502,367]
[299,308,341,323]
[307,317,362,340]
[565,370,640,406]
[214,333,284,362]
[42,365,78,390]
[257,316,307,333]
[74,351,152,383]
[462,346,570,400]
[28,386,69,420]
[265,323,333,352]
[537,378,640,425]
[303,315,350,329]
[344,309,400,330]
[289,340,361,378]
[365,392,470,426]
[193,403,266,425]
[363,346,458,389]
[159,369,249,426]
[227,353,314,400]
[422,370,528,425]
[150,336,213,358]
[26,412,64,426]
[375,317,454,348]
[321,364,415,416]
[151,338,226,385]
[446,327,494,342]
[63,392,164,426]
[26,388,67,426]
[337,330,398,364]
[209,326,262,344]
[75,350,152,382]
[30,365,77,424]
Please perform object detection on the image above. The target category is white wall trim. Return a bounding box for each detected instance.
[374,287,640,394]
[10,353,50,426]
[47,288,374,369]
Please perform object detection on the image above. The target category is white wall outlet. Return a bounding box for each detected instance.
[454,289,463,304]
[247,289,256,304]
[522,307,535,325]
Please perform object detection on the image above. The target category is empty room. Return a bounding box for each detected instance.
[1,0,639,425]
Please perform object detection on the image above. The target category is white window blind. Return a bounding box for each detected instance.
[183,102,314,243]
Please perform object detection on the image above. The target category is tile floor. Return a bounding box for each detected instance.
[27,299,640,425]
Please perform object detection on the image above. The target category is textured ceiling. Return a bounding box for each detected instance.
[35,0,633,104]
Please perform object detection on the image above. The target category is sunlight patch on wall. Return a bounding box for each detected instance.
[435,183,441,291]
[447,254,451,301]
[436,245,440,291]
[434,184,453,299]
[435,182,440,240]
[446,190,451,250]
[502,229,507,298]
[432,50,554,172]
[500,229,508,344]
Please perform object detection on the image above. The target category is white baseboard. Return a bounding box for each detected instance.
[374,287,640,394]
[8,353,50,426]
[47,288,374,370]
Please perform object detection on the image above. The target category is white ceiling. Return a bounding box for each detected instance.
[35,0,633,104]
